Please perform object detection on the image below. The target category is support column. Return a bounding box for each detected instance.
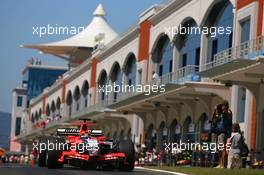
[255,83,264,160]
[199,33,208,71]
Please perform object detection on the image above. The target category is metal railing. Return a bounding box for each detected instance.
[99,65,200,106]
[201,36,264,71]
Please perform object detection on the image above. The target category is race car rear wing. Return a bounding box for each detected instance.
[57,128,80,136]
[57,128,103,136]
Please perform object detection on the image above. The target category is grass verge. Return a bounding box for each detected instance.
[144,166,264,175]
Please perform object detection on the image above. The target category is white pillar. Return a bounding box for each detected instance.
[199,33,208,71]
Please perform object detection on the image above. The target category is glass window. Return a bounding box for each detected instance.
[240,19,250,43]
[99,72,107,101]
[159,65,163,76]
[211,39,218,61]
[111,64,122,102]
[182,53,187,67]
[126,57,137,86]
[161,41,173,75]
[169,60,173,72]
[15,117,21,136]
[17,96,23,107]
[195,47,200,66]
[26,68,66,101]
[208,3,233,61]
[178,21,201,67]
[152,36,173,76]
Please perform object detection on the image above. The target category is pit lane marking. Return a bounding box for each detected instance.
[135,167,188,175]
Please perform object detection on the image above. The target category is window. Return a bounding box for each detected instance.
[84,96,88,108]
[15,117,21,136]
[239,87,247,122]
[207,3,233,62]
[211,39,218,61]
[26,100,30,108]
[240,19,250,43]
[159,65,163,76]
[169,60,173,72]
[182,53,187,67]
[195,47,200,66]
[17,96,23,107]
[128,79,132,86]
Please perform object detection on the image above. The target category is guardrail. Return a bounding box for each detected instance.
[201,36,264,71]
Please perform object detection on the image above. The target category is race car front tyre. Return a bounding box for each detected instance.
[38,150,47,167]
[47,150,63,169]
[117,140,135,171]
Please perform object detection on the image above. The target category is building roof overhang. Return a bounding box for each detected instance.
[208,57,264,84]
[21,4,118,66]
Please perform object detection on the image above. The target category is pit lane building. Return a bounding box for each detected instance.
[13,0,264,161]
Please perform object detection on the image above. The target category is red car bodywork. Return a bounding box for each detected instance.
[56,122,128,166]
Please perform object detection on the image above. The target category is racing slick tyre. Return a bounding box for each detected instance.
[117,140,135,172]
[38,150,47,167]
[47,150,63,169]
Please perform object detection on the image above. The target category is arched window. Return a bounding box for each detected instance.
[74,86,81,112]
[152,34,173,76]
[35,111,38,123]
[56,97,61,114]
[81,81,89,108]
[169,119,178,142]
[66,91,73,116]
[175,19,201,68]
[123,53,137,86]
[31,113,34,123]
[109,62,122,102]
[38,109,42,120]
[98,70,108,101]
[46,104,50,117]
[51,101,56,118]
[182,116,195,142]
[205,0,233,61]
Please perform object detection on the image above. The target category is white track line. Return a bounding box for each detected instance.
[135,167,188,175]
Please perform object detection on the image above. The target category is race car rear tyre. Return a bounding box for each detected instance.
[38,150,46,167]
[117,140,135,172]
[47,150,63,169]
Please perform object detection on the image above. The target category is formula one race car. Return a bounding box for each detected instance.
[37,120,135,171]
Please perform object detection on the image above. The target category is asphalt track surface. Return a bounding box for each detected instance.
[0,164,176,175]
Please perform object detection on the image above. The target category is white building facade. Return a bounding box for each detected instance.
[15,0,264,160]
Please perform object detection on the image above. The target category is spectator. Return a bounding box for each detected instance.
[211,104,223,142]
[227,123,242,169]
[152,71,160,85]
[211,100,233,168]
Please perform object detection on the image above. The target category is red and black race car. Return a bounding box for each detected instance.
[37,121,135,171]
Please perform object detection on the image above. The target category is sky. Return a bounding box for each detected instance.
[0,0,166,113]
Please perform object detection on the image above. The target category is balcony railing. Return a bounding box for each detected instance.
[201,36,264,71]
[99,65,200,106]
